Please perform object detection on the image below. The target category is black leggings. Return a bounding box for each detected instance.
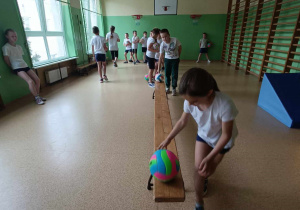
[110,51,119,60]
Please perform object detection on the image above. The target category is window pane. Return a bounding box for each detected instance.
[44,0,63,31]
[90,0,97,12]
[47,36,67,59]
[27,37,48,64]
[17,0,41,31]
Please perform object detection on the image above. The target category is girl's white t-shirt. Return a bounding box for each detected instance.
[132,36,139,49]
[155,39,162,60]
[146,37,156,58]
[90,35,107,54]
[140,37,148,48]
[123,38,132,50]
[183,91,239,149]
[106,32,119,51]
[160,37,181,59]
[2,43,28,70]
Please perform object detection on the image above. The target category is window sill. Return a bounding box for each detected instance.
[33,57,78,69]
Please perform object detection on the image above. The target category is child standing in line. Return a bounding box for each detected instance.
[146,28,160,88]
[159,68,238,210]
[123,33,134,64]
[158,29,182,96]
[106,25,120,67]
[2,29,46,105]
[155,32,162,74]
[139,31,148,63]
[132,30,140,64]
[91,26,108,83]
[196,33,211,63]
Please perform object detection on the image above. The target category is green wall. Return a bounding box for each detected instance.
[0,0,32,104]
[103,14,226,61]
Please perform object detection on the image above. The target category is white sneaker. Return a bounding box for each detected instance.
[208,60,211,63]
[172,89,177,96]
[148,83,155,88]
[35,97,44,105]
[166,88,171,94]
[196,60,199,63]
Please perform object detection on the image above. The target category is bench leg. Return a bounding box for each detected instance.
[147,175,153,190]
[152,91,155,99]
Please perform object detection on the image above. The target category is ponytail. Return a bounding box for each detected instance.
[110,26,115,38]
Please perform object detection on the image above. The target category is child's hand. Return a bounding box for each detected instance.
[158,139,171,150]
[198,157,212,177]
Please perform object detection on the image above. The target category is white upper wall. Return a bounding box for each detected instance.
[101,0,229,16]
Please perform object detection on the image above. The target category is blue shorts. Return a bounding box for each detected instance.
[200,48,208,54]
[95,54,106,62]
[196,135,231,154]
[13,67,30,74]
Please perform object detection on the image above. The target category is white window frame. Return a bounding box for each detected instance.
[18,0,69,66]
[81,0,101,54]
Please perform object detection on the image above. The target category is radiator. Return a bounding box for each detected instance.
[45,67,68,84]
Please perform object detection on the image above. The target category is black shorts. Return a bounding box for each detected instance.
[125,49,132,53]
[132,49,137,54]
[196,135,231,154]
[142,47,147,53]
[200,48,208,54]
[95,54,106,62]
[110,51,118,60]
[146,56,155,70]
[13,67,30,74]
[155,59,159,62]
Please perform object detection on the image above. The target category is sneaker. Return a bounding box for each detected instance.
[103,75,108,81]
[134,61,136,65]
[115,62,118,67]
[195,204,204,210]
[203,178,208,196]
[148,83,155,88]
[39,96,47,101]
[124,61,128,64]
[136,60,140,63]
[172,89,177,96]
[100,78,104,83]
[129,59,133,62]
[35,97,44,105]
[207,60,211,63]
[113,62,117,67]
[196,60,199,63]
[166,88,171,94]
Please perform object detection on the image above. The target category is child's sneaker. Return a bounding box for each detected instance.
[203,178,208,196]
[195,204,204,210]
[148,83,155,88]
[113,61,117,67]
[124,61,128,64]
[196,60,199,63]
[134,61,136,65]
[136,60,140,63]
[100,78,104,83]
[103,75,108,81]
[166,88,171,94]
[129,59,133,62]
[172,89,177,96]
[35,97,44,105]
[207,60,211,63]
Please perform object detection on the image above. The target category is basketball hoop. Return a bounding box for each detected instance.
[162,6,170,11]
[132,15,143,26]
[190,15,201,25]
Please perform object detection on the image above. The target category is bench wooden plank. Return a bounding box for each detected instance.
[153,82,185,202]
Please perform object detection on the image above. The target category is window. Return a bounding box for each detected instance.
[17,0,68,65]
[81,0,102,54]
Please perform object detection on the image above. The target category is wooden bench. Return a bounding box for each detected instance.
[77,61,96,75]
[148,82,185,202]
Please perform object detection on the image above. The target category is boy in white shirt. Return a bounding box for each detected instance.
[123,33,134,64]
[91,26,108,83]
[131,30,140,64]
[2,29,46,105]
[106,25,120,67]
[139,31,148,63]
[158,29,182,96]
[196,33,211,63]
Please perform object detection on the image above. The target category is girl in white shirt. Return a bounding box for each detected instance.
[131,30,140,64]
[139,31,148,63]
[91,26,108,83]
[106,26,120,67]
[123,33,134,64]
[2,29,46,105]
[159,68,238,210]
